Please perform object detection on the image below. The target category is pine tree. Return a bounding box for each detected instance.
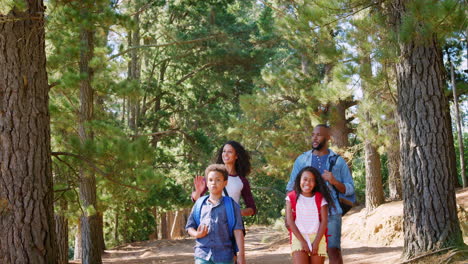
[385,0,465,258]
[0,1,57,263]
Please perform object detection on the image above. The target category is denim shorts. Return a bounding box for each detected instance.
[327,214,342,249]
[195,257,234,264]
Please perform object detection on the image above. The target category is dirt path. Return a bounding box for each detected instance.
[98,226,401,264]
[75,188,466,264]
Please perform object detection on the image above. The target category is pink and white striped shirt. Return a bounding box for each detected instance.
[286,194,327,234]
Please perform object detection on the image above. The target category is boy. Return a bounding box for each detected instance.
[186,164,246,264]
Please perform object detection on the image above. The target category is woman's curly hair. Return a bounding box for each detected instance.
[215,140,251,177]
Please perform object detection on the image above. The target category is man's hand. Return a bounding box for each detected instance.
[323,170,346,194]
[322,170,336,184]
[195,224,208,238]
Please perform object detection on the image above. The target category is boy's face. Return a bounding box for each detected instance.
[206,171,227,194]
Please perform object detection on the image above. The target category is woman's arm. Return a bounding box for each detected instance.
[240,176,257,216]
[311,204,328,255]
[191,176,208,202]
[286,200,309,253]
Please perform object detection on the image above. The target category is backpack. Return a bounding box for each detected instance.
[327,155,356,216]
[193,195,238,252]
[287,190,328,245]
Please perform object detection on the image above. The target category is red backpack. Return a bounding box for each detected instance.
[287,190,329,245]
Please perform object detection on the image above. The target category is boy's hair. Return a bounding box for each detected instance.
[294,166,335,211]
[315,123,330,130]
[205,164,228,180]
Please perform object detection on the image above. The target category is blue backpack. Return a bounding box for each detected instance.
[193,195,239,252]
[328,155,356,215]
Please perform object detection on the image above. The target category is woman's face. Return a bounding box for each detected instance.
[222,144,238,166]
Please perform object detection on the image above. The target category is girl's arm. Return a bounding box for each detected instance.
[311,204,328,255]
[286,200,309,253]
[234,229,245,264]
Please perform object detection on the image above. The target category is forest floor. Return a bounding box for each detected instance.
[75,188,468,264]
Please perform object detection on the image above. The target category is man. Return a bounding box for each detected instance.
[286,124,355,264]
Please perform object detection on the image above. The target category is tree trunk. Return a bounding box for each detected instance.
[390,0,464,258]
[450,62,467,187]
[329,100,352,150]
[74,221,82,260]
[98,212,106,252]
[170,209,186,239]
[55,214,69,264]
[364,139,384,211]
[149,207,159,240]
[78,19,102,264]
[387,110,402,200]
[0,2,57,263]
[114,211,120,244]
[127,11,141,133]
[160,211,168,239]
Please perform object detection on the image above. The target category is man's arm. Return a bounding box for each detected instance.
[286,154,305,192]
[322,157,354,194]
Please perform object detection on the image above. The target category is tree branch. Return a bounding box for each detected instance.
[109,33,227,60]
[51,152,148,192]
[175,63,215,85]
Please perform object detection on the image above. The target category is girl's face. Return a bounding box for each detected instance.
[300,171,316,195]
[222,144,238,166]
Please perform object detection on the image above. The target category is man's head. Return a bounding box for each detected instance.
[312,124,331,151]
[204,164,228,194]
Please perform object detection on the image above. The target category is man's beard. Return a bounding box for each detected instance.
[312,140,326,151]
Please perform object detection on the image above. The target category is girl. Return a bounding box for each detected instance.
[286,166,335,264]
[191,140,257,216]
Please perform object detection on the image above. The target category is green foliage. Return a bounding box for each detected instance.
[243,173,286,225]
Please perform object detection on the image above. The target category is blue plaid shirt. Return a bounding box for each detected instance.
[186,197,243,262]
[286,149,355,216]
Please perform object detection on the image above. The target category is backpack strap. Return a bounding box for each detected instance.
[223,196,239,253]
[286,191,297,244]
[193,195,209,227]
[315,191,330,245]
[287,191,297,221]
[328,155,339,172]
[223,196,236,234]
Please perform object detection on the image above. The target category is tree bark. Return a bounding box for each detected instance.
[55,214,69,264]
[78,16,102,263]
[387,111,402,200]
[160,211,168,239]
[329,100,352,150]
[0,2,57,263]
[364,138,384,211]
[450,62,467,187]
[389,0,464,258]
[114,211,120,244]
[74,221,82,260]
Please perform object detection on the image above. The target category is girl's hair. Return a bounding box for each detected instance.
[215,140,251,177]
[293,166,335,211]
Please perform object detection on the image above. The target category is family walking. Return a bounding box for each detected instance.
[185,124,356,264]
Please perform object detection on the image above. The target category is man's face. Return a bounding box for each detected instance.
[311,126,330,151]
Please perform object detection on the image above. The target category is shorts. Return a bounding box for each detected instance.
[291,233,327,257]
[327,214,342,249]
[195,257,234,264]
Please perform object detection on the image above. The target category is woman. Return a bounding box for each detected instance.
[191,140,256,216]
